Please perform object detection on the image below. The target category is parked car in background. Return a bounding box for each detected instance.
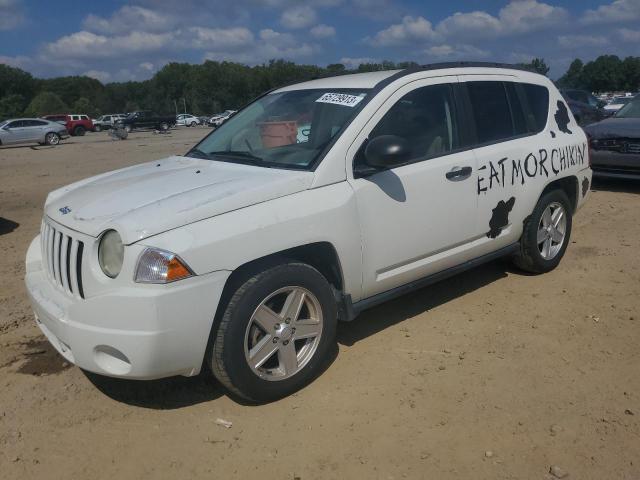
[176,114,201,127]
[0,118,69,146]
[117,111,176,132]
[94,114,126,132]
[564,98,605,126]
[561,89,604,108]
[560,89,606,126]
[42,114,94,136]
[585,97,640,179]
[208,110,236,127]
[603,97,633,116]
[25,64,591,402]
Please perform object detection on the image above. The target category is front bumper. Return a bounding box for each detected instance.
[591,150,640,179]
[25,235,230,379]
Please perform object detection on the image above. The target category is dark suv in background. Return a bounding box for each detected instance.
[560,89,606,126]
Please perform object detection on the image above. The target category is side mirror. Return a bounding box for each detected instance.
[2,125,10,131]
[364,135,411,169]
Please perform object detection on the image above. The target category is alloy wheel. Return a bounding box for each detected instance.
[244,286,323,381]
[537,202,567,260]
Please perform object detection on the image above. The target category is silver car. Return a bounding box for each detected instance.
[0,118,69,146]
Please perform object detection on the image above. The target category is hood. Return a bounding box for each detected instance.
[585,117,640,139]
[45,156,314,244]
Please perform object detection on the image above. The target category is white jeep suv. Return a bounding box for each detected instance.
[25,63,591,402]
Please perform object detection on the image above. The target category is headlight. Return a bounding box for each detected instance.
[134,248,194,284]
[98,229,124,278]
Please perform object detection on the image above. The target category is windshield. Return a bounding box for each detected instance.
[615,99,640,118]
[189,88,369,170]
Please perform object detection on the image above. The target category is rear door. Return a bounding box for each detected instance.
[23,120,46,142]
[348,77,479,297]
[459,76,549,250]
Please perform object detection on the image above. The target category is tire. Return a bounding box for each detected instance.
[190,121,197,127]
[513,189,572,274]
[159,122,169,131]
[44,132,60,146]
[73,126,85,136]
[124,124,132,133]
[94,124,102,132]
[211,262,337,402]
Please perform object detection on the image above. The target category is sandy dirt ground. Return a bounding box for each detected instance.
[1,127,639,480]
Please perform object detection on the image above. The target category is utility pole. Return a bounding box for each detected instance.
[183,98,186,114]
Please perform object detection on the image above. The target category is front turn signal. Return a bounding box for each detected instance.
[134,248,194,284]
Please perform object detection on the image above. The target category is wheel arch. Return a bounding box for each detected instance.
[521,175,578,233]
[219,242,345,304]
[203,241,347,374]
[541,175,579,213]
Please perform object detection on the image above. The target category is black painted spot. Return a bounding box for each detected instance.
[487,197,516,239]
[582,177,590,197]
[550,131,556,138]
[554,101,572,134]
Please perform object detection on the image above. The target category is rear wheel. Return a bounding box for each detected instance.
[211,262,337,402]
[124,124,132,133]
[73,126,85,136]
[513,189,572,273]
[45,132,60,146]
[94,124,102,132]
[190,121,197,127]
[159,122,169,131]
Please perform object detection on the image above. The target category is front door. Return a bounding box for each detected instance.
[3,120,28,144]
[348,77,479,298]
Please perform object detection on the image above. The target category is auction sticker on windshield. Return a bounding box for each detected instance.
[316,93,365,107]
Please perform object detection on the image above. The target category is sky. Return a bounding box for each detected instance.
[0,0,639,83]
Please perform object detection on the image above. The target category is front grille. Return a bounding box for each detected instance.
[628,143,640,154]
[594,138,640,154]
[41,219,85,299]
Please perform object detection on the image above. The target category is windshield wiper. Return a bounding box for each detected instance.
[185,148,210,159]
[209,150,264,162]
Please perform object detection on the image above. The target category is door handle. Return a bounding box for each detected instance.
[446,166,473,181]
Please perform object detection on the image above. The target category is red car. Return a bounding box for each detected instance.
[43,114,94,136]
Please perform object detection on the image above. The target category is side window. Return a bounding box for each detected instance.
[466,81,521,144]
[7,120,23,128]
[520,83,549,133]
[367,83,459,163]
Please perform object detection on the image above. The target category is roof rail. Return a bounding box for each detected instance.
[417,61,536,73]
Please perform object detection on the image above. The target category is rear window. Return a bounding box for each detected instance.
[520,83,549,133]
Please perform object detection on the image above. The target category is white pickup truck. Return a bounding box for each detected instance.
[25,63,591,402]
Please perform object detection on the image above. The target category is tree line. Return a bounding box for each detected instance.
[0,55,638,121]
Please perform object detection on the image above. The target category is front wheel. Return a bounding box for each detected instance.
[210,262,337,402]
[73,126,85,136]
[124,124,132,133]
[94,124,102,132]
[159,122,169,131]
[190,121,197,127]
[45,132,60,145]
[513,189,572,274]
